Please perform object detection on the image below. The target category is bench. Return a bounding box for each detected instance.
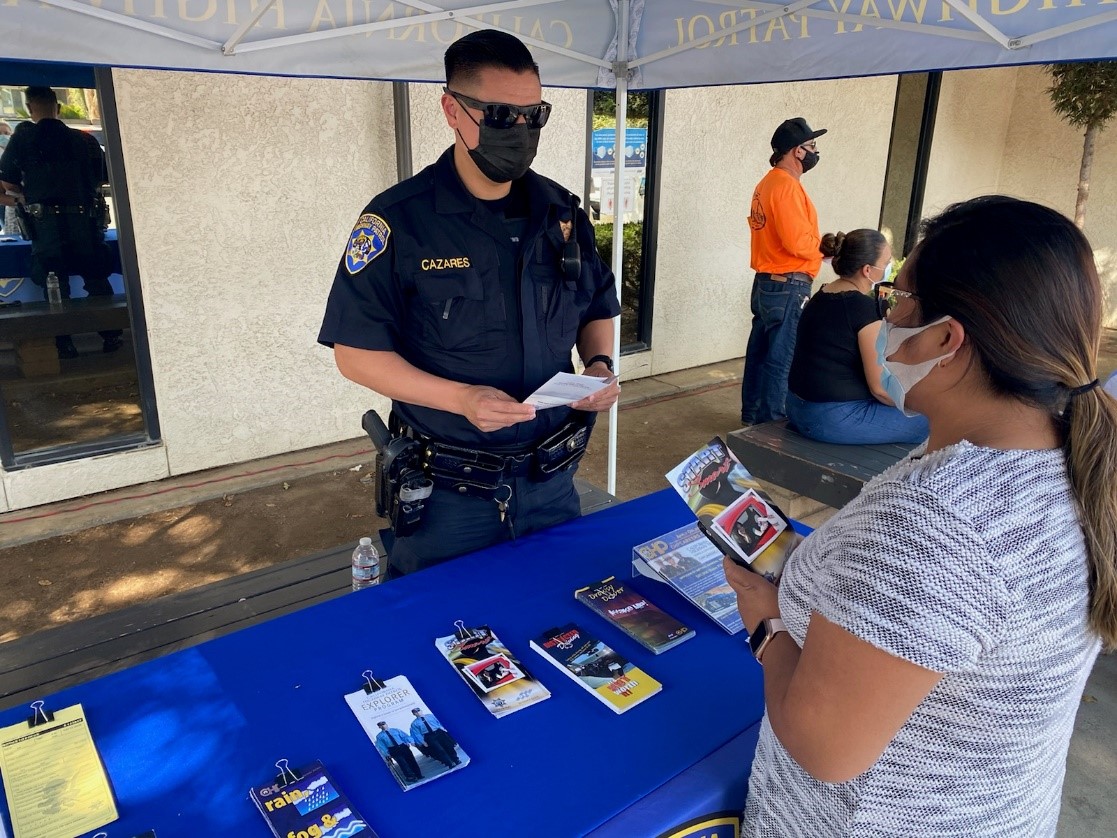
[0,293,130,376]
[727,420,918,510]
[0,478,616,711]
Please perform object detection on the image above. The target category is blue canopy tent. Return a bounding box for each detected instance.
[3,0,1115,490]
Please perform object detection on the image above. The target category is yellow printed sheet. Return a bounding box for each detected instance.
[0,704,117,838]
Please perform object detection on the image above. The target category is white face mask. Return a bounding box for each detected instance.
[878,262,893,285]
[875,316,954,416]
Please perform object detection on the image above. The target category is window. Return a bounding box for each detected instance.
[585,89,664,352]
[879,73,942,257]
[0,65,160,468]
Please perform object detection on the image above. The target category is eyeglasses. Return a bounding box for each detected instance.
[799,141,818,151]
[874,281,918,319]
[445,88,552,129]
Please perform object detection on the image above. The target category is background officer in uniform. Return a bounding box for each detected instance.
[319,30,620,576]
[0,86,123,358]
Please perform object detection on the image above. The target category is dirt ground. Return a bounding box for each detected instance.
[0,384,745,644]
[6,326,1117,645]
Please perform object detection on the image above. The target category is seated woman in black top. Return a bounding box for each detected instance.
[786,229,929,444]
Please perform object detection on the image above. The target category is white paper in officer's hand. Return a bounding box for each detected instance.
[524,372,613,409]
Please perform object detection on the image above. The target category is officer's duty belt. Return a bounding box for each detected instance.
[25,203,95,219]
[404,420,591,501]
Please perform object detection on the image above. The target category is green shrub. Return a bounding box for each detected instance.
[594,221,644,301]
[59,103,86,120]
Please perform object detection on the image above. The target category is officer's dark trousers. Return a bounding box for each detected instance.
[387,470,581,576]
[30,214,123,347]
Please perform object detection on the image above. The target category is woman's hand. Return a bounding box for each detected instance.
[722,557,780,634]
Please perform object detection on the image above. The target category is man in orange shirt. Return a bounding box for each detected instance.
[740,117,826,425]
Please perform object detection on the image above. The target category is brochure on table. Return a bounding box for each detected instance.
[531,623,662,714]
[435,622,551,718]
[575,576,695,653]
[633,522,746,635]
[0,702,118,838]
[344,673,469,792]
[249,759,371,838]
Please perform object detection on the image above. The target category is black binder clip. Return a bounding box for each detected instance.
[27,700,54,728]
[361,670,386,694]
[275,758,301,788]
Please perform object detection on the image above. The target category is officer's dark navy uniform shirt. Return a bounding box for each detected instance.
[318,146,620,450]
[0,119,106,204]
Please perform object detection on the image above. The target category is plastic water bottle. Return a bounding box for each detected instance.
[46,272,62,309]
[351,537,381,591]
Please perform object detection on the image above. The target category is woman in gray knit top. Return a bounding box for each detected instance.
[726,195,1117,837]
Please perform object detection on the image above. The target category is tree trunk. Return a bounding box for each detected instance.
[83,89,100,123]
[1076,124,1097,229]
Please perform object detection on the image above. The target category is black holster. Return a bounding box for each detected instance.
[95,196,111,230]
[363,410,433,538]
[14,204,35,241]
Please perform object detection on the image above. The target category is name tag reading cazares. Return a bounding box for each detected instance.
[421,257,472,271]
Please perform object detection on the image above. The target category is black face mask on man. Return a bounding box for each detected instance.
[800,149,820,173]
[458,111,540,184]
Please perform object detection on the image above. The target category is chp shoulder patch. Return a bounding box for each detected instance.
[345,212,391,275]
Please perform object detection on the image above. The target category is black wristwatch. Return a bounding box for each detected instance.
[584,354,615,373]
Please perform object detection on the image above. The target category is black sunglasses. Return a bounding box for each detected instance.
[445,87,552,129]
[874,281,919,319]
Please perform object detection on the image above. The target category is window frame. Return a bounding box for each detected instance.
[0,66,161,470]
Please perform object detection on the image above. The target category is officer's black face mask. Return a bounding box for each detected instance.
[457,108,540,183]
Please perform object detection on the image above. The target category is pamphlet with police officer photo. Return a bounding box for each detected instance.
[344,674,470,792]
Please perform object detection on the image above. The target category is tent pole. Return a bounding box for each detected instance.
[34,0,219,49]
[607,0,630,498]
[222,0,277,55]
[393,83,414,183]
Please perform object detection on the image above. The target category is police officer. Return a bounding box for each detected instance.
[0,86,123,358]
[319,30,621,576]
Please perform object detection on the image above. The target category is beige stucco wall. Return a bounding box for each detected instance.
[11,63,1117,510]
[998,66,1117,324]
[922,67,1019,217]
[923,65,1117,325]
[644,75,898,377]
[1,68,400,510]
[112,68,398,477]
[0,74,590,510]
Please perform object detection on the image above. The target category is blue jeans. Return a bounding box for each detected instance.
[786,392,929,445]
[741,274,811,424]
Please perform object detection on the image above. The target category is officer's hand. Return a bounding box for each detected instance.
[459,385,536,433]
[571,363,620,413]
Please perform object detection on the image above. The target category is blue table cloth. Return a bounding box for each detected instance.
[0,229,122,302]
[0,489,776,838]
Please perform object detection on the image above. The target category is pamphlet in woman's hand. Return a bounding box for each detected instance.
[664,437,803,582]
[524,372,614,408]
